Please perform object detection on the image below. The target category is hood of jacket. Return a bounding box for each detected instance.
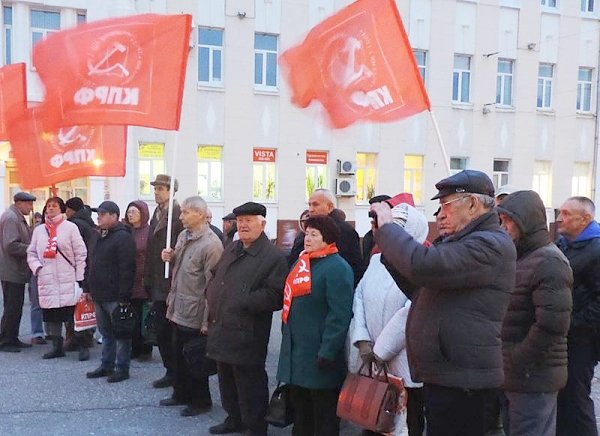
[71,206,95,227]
[497,190,549,258]
[390,203,429,244]
[124,200,149,228]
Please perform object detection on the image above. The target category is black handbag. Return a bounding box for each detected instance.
[182,335,217,379]
[143,305,167,346]
[111,304,135,340]
[265,382,293,428]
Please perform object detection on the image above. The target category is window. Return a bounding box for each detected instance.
[413,50,427,84]
[30,10,61,48]
[496,59,514,106]
[252,148,277,201]
[450,157,468,175]
[254,33,278,89]
[577,67,593,112]
[404,155,424,205]
[197,146,223,201]
[532,161,552,206]
[537,64,554,109]
[572,162,591,197]
[138,143,165,197]
[305,151,328,200]
[3,6,11,65]
[77,12,86,24]
[452,55,471,103]
[356,153,377,204]
[198,28,223,86]
[493,159,510,190]
[581,0,594,12]
[541,0,557,7]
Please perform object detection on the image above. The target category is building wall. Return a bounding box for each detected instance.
[1,0,599,239]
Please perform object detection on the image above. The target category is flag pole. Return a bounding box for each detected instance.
[164,132,179,279]
[428,110,451,177]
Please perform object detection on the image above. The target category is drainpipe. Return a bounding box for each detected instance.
[592,34,600,205]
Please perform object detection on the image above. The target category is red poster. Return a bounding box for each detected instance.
[33,14,191,131]
[0,63,26,140]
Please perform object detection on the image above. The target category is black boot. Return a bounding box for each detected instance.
[43,336,66,359]
[78,346,90,361]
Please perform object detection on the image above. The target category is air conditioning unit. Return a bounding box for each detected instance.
[336,178,356,196]
[338,159,356,175]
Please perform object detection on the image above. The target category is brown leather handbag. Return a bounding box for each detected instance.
[336,363,401,433]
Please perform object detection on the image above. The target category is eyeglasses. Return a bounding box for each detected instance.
[439,195,470,209]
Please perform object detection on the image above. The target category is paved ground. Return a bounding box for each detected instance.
[1,296,600,435]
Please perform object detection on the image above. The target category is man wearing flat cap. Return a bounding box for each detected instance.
[144,174,184,389]
[0,192,36,352]
[206,202,288,435]
[370,169,517,436]
[221,212,237,248]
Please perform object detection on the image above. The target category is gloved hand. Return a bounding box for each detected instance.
[77,280,85,289]
[356,341,375,366]
[317,356,336,371]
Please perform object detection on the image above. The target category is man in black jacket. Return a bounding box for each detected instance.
[555,196,600,436]
[370,170,516,436]
[85,201,136,383]
[206,202,288,435]
[497,191,572,436]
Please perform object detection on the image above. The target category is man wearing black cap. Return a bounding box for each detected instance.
[221,212,237,247]
[370,169,517,436]
[144,174,183,388]
[206,202,288,435]
[85,201,136,383]
[0,192,36,352]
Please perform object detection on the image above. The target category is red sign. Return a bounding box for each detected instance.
[33,14,191,131]
[7,107,127,189]
[253,148,276,163]
[306,151,328,165]
[280,0,430,129]
[0,63,26,140]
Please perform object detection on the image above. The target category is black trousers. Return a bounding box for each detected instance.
[288,384,340,436]
[423,383,498,436]
[153,301,173,374]
[0,281,25,345]
[406,387,425,436]
[557,341,598,436]
[217,361,269,436]
[171,325,211,406]
[131,299,152,358]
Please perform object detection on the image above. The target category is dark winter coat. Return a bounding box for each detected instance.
[144,200,183,302]
[68,206,97,291]
[277,253,354,389]
[498,191,573,393]
[556,220,600,346]
[0,204,32,284]
[376,211,516,389]
[124,200,150,300]
[206,233,288,365]
[87,222,136,303]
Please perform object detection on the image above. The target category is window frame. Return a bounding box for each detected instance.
[137,142,165,198]
[532,160,552,207]
[254,33,278,90]
[404,155,424,206]
[577,67,593,113]
[198,27,224,87]
[30,9,61,49]
[581,0,594,13]
[355,152,377,205]
[537,63,554,110]
[493,159,511,190]
[541,0,557,8]
[572,162,592,197]
[413,49,427,85]
[496,59,514,107]
[3,6,12,65]
[450,157,468,175]
[197,145,223,201]
[452,54,471,104]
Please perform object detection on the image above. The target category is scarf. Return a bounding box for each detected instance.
[282,243,338,323]
[43,214,64,259]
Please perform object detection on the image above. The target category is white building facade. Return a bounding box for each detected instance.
[1,0,599,241]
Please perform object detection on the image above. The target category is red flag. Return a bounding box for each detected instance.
[33,14,191,131]
[280,0,430,128]
[7,107,127,189]
[0,63,26,140]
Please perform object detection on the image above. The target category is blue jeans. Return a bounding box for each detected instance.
[501,391,557,436]
[28,276,44,337]
[95,301,131,371]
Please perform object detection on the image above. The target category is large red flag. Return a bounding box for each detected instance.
[0,63,26,140]
[7,107,127,189]
[33,14,191,131]
[280,0,430,129]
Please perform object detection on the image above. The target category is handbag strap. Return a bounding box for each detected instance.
[56,245,75,268]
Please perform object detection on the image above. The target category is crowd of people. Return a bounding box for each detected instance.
[0,170,598,436]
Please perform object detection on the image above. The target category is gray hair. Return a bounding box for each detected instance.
[472,193,495,210]
[568,196,596,218]
[312,188,336,207]
[181,196,207,213]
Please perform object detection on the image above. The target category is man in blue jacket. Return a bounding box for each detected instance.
[556,196,600,436]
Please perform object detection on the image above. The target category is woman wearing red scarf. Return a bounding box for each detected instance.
[277,215,354,435]
[27,197,87,359]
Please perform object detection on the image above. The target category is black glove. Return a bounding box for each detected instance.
[317,356,336,371]
[77,281,85,289]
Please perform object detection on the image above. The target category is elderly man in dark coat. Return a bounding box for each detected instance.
[206,202,288,436]
[144,174,184,389]
[497,191,572,436]
[370,170,517,436]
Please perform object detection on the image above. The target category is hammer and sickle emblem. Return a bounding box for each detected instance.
[298,259,309,274]
[87,42,131,78]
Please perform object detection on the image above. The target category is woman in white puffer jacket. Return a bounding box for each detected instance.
[351,202,429,436]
